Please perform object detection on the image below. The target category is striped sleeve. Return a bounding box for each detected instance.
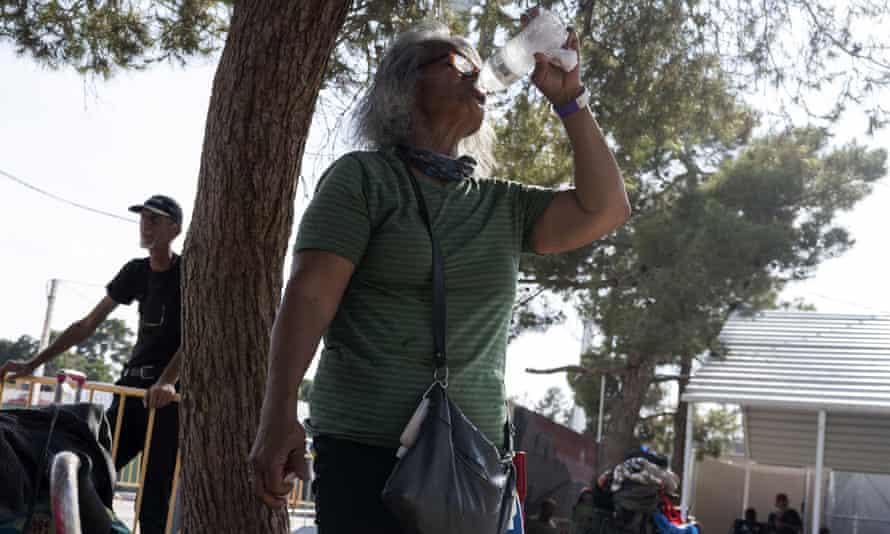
[516,183,557,253]
[294,155,371,266]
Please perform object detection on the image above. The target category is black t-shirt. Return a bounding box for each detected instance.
[106,255,182,370]
[768,509,803,534]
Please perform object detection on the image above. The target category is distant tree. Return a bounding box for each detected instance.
[298,378,313,403]
[534,386,571,424]
[0,335,39,366]
[0,332,115,383]
[638,406,741,462]
[528,127,886,472]
[44,350,115,383]
[74,319,134,367]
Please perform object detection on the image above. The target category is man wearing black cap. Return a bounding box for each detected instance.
[0,194,185,534]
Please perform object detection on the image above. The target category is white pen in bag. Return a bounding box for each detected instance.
[396,396,431,458]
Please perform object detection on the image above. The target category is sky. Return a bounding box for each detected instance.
[1,42,888,410]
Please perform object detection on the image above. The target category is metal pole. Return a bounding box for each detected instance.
[829,470,836,522]
[31,278,58,406]
[805,468,812,534]
[742,460,751,514]
[36,279,58,357]
[812,411,826,534]
[680,402,695,521]
[596,374,606,442]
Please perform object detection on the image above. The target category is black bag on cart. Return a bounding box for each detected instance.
[0,403,117,534]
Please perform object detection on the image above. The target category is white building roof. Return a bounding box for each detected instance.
[682,311,890,474]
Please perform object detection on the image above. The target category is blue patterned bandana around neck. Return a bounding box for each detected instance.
[396,145,477,182]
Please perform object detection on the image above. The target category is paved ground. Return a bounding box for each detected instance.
[112,494,317,533]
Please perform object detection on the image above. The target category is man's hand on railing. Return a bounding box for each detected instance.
[144,381,177,409]
[0,359,37,381]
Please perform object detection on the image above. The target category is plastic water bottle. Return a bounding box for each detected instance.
[478,9,578,93]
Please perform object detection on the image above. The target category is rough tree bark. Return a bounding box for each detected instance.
[179,2,351,532]
[601,357,654,468]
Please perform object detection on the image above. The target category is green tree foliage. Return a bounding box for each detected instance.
[0,319,132,382]
[541,126,885,466]
[44,349,115,382]
[4,1,889,126]
[74,318,134,366]
[0,327,121,382]
[48,318,134,381]
[0,0,231,77]
[486,0,888,469]
[638,406,741,461]
[0,334,38,365]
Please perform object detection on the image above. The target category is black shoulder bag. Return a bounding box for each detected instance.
[381,171,517,534]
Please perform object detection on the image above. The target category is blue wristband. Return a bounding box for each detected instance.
[553,87,589,119]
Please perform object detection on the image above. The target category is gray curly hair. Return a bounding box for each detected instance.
[353,21,496,176]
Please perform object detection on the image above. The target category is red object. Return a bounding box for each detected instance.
[662,494,684,525]
[513,451,527,503]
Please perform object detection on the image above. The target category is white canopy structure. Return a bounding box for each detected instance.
[680,311,890,534]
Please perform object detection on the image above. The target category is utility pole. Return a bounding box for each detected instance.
[30,278,58,406]
[595,373,606,476]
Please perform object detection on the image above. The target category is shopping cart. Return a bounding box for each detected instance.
[0,371,181,534]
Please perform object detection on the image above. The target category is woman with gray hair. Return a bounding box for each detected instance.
[249,9,629,533]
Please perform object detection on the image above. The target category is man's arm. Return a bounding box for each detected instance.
[0,296,117,380]
[157,349,182,385]
[144,348,182,409]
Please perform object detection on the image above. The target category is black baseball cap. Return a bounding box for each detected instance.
[128,195,183,225]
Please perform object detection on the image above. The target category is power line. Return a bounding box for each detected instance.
[801,291,890,315]
[57,279,105,289]
[0,167,137,224]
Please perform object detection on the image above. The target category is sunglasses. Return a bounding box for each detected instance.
[422,51,480,78]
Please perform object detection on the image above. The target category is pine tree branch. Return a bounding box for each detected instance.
[797,0,890,71]
[649,375,690,384]
[525,364,629,376]
[640,411,676,421]
[516,286,547,308]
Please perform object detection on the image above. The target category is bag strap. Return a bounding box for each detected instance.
[23,405,61,534]
[401,156,513,452]
[405,173,448,382]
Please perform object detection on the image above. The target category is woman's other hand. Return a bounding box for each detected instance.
[249,418,309,507]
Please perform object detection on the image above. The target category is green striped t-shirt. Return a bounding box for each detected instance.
[295,149,555,448]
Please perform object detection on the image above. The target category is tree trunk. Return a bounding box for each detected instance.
[179,2,351,533]
[601,358,653,469]
[671,356,693,479]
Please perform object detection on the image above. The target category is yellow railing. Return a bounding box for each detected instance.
[117,453,143,490]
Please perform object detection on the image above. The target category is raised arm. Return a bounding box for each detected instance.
[529,104,630,254]
[524,22,630,254]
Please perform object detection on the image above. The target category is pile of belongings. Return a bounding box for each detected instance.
[580,447,700,534]
[0,404,131,534]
